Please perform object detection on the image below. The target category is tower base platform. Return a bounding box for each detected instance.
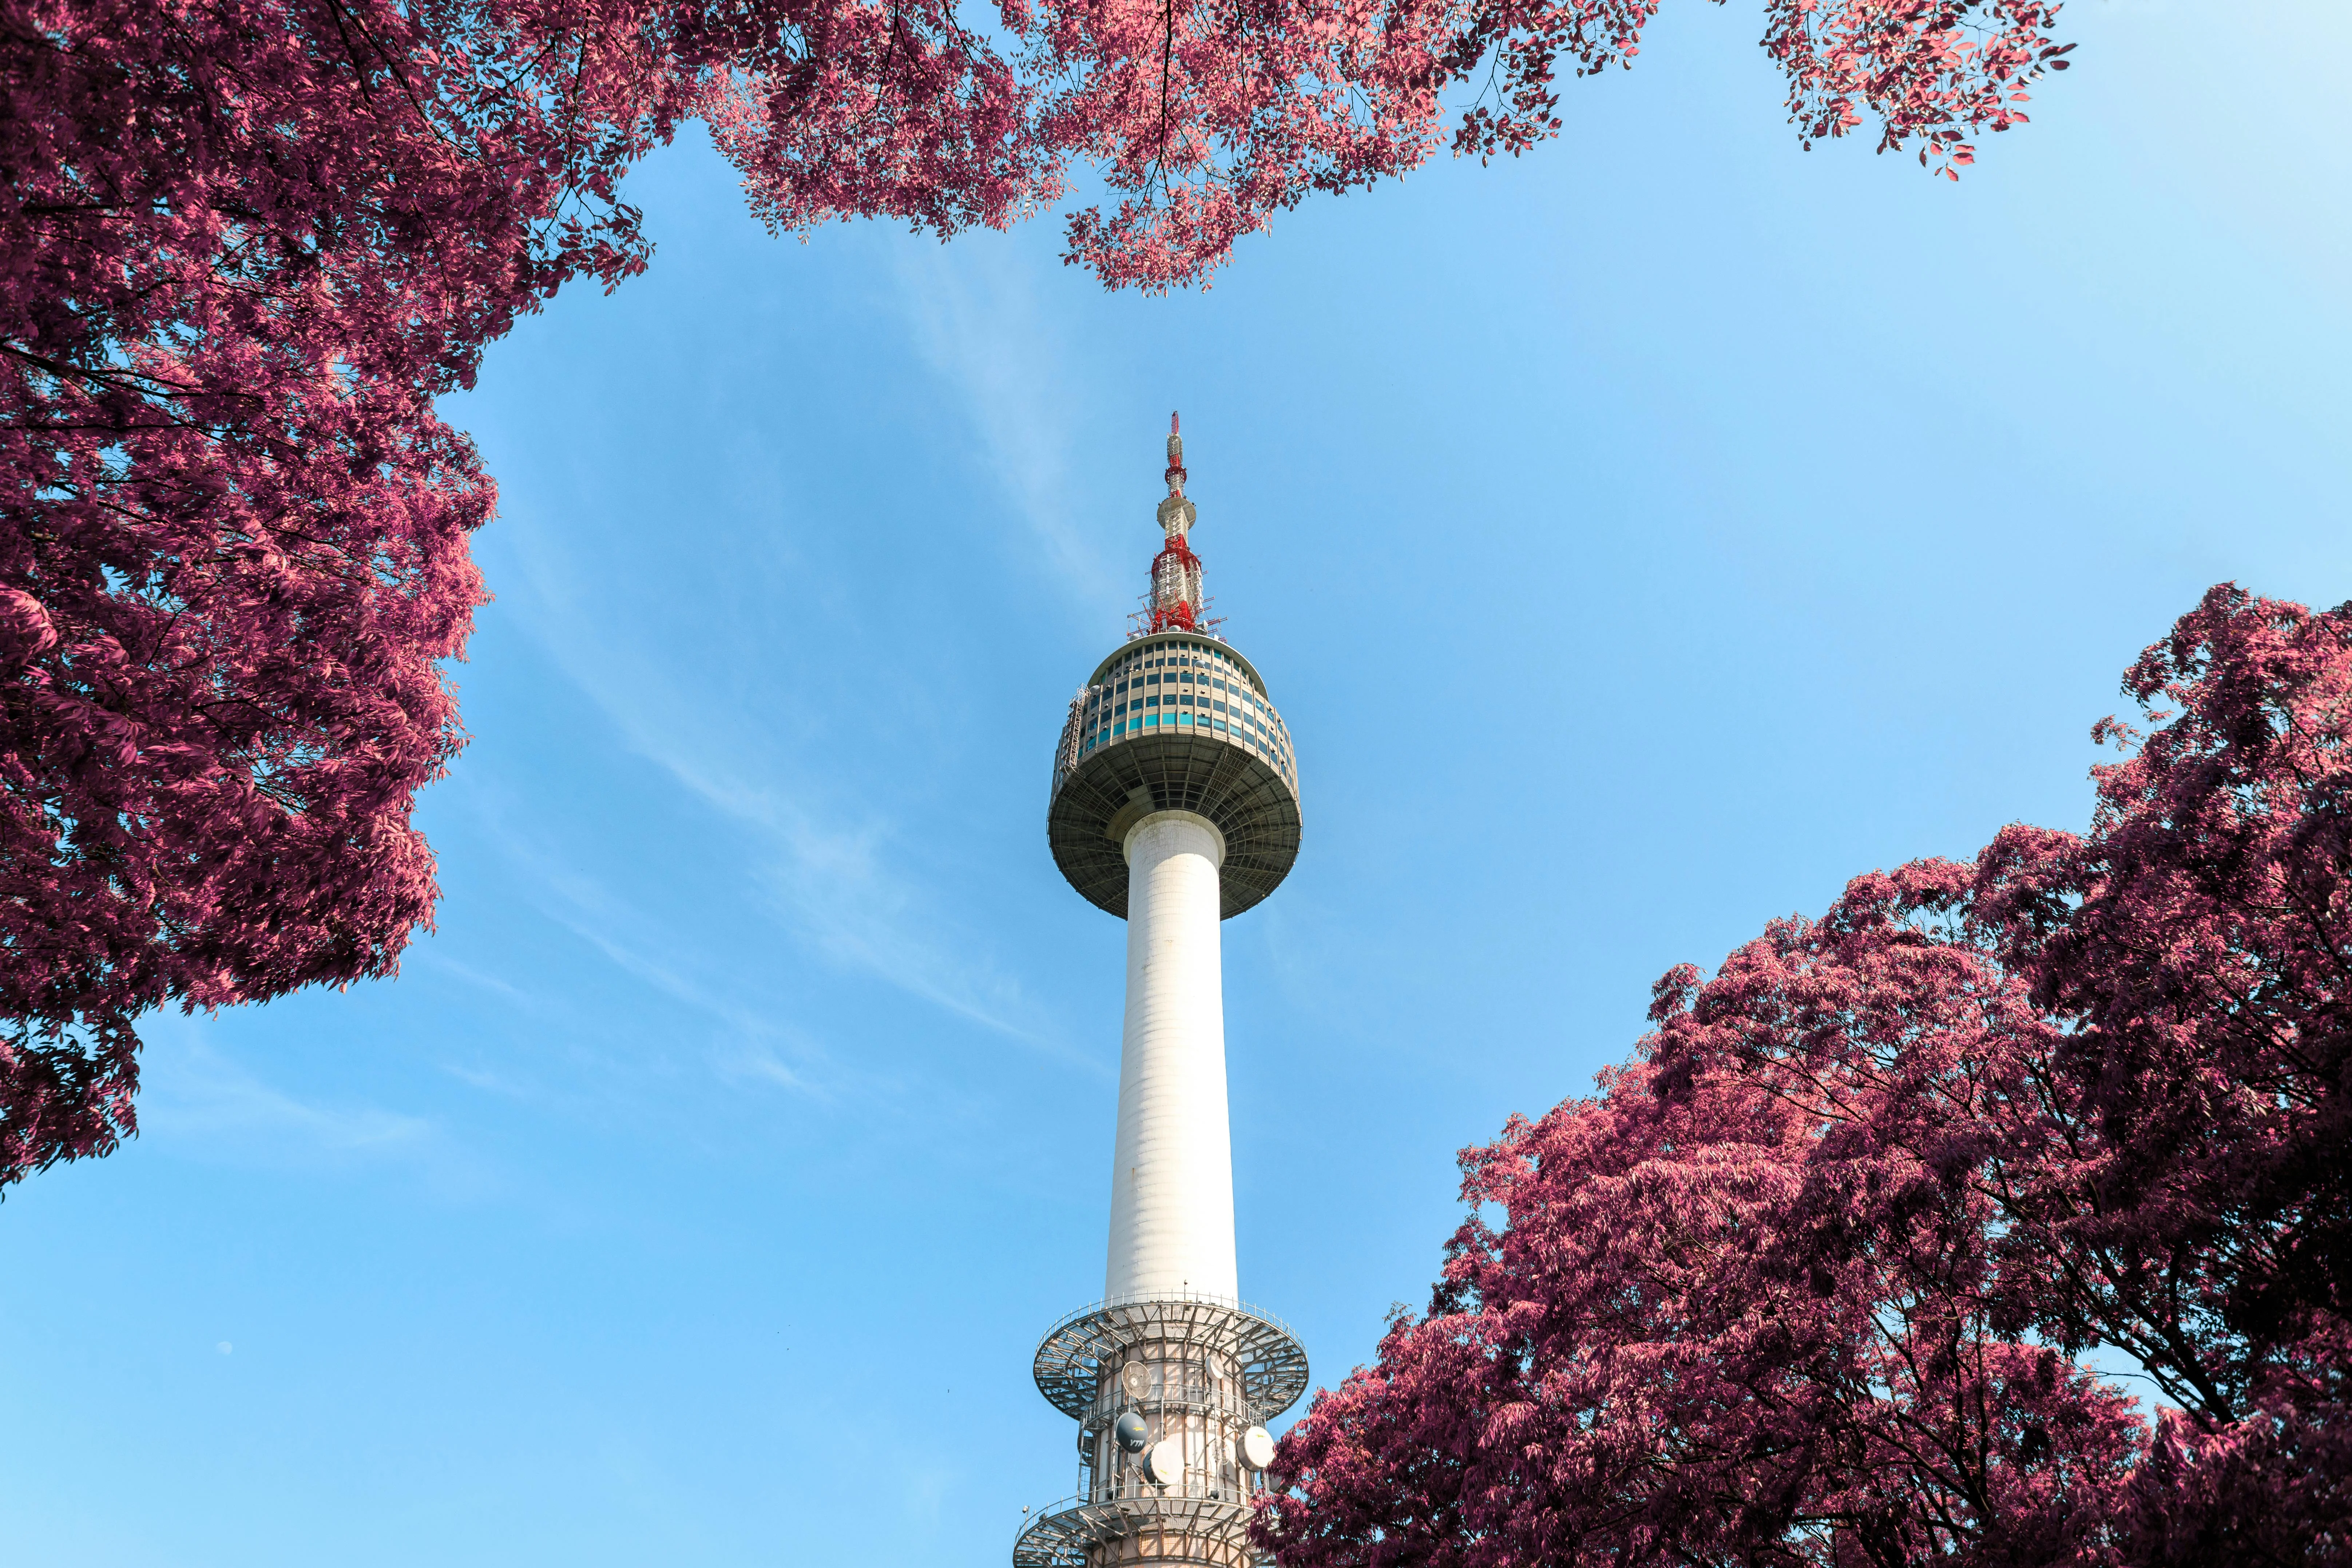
[1016,1294,1307,1568]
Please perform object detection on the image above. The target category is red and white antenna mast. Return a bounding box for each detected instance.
[1140,412,1215,635]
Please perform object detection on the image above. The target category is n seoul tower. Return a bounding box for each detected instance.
[1015,417,1308,1568]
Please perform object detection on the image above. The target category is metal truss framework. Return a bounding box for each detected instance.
[1047,729,1302,921]
[1014,1493,1255,1568]
[1032,1293,1311,1425]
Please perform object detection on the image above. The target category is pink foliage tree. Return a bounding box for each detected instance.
[0,0,619,1182]
[1964,585,2352,1561]
[1262,876,2147,1565]
[3,0,2073,1185]
[711,0,2074,289]
[1256,586,2352,1565]
[0,0,1040,1182]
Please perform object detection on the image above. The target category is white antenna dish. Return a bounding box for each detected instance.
[1120,1362,1151,1401]
[1239,1426,1276,1471]
[1143,1436,1185,1488]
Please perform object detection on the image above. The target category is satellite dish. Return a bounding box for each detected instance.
[1113,1411,1150,1453]
[1144,1436,1185,1488]
[1120,1362,1151,1401]
[1239,1426,1276,1471]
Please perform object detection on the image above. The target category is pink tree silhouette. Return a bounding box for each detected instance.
[1257,588,2351,1564]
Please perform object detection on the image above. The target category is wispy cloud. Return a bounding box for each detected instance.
[887,237,1124,612]
[490,529,1089,1077]
[417,878,836,1113]
[135,1021,468,1183]
[413,950,543,1012]
[714,1041,814,1096]
[525,853,840,1100]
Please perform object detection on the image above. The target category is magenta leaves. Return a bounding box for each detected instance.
[0,0,648,1183]
[698,0,2076,290]
[1256,587,2352,1566]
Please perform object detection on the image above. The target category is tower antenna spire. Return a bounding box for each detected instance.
[1145,412,1207,634]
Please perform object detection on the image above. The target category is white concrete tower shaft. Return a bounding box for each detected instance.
[1106,811,1237,1302]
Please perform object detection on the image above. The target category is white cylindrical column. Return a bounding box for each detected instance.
[1106,811,1237,1302]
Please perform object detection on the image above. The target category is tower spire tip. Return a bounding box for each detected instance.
[1147,415,1203,634]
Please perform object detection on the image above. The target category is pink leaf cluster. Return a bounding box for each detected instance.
[1763,0,2071,178]
[0,0,675,1181]
[1256,586,2352,1565]
[702,0,2075,287]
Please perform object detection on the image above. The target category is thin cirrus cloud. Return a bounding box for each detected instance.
[491,509,1090,1074]
[531,851,838,1100]
[136,1019,448,1173]
[415,876,838,1114]
[886,235,1127,619]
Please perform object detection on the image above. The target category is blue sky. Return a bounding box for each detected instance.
[5,3,2348,1563]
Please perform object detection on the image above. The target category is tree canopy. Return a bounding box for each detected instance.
[1258,585,2352,1566]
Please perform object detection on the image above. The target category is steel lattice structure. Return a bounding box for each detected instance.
[1015,1495,1258,1568]
[1033,1294,1310,1425]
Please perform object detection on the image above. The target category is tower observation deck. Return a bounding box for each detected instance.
[1015,419,1308,1568]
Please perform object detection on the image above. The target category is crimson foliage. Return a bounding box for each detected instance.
[2,0,2073,1185]
[1260,588,2352,1565]
[2,0,542,1181]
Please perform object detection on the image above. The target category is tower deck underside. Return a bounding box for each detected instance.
[1049,735,1299,919]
